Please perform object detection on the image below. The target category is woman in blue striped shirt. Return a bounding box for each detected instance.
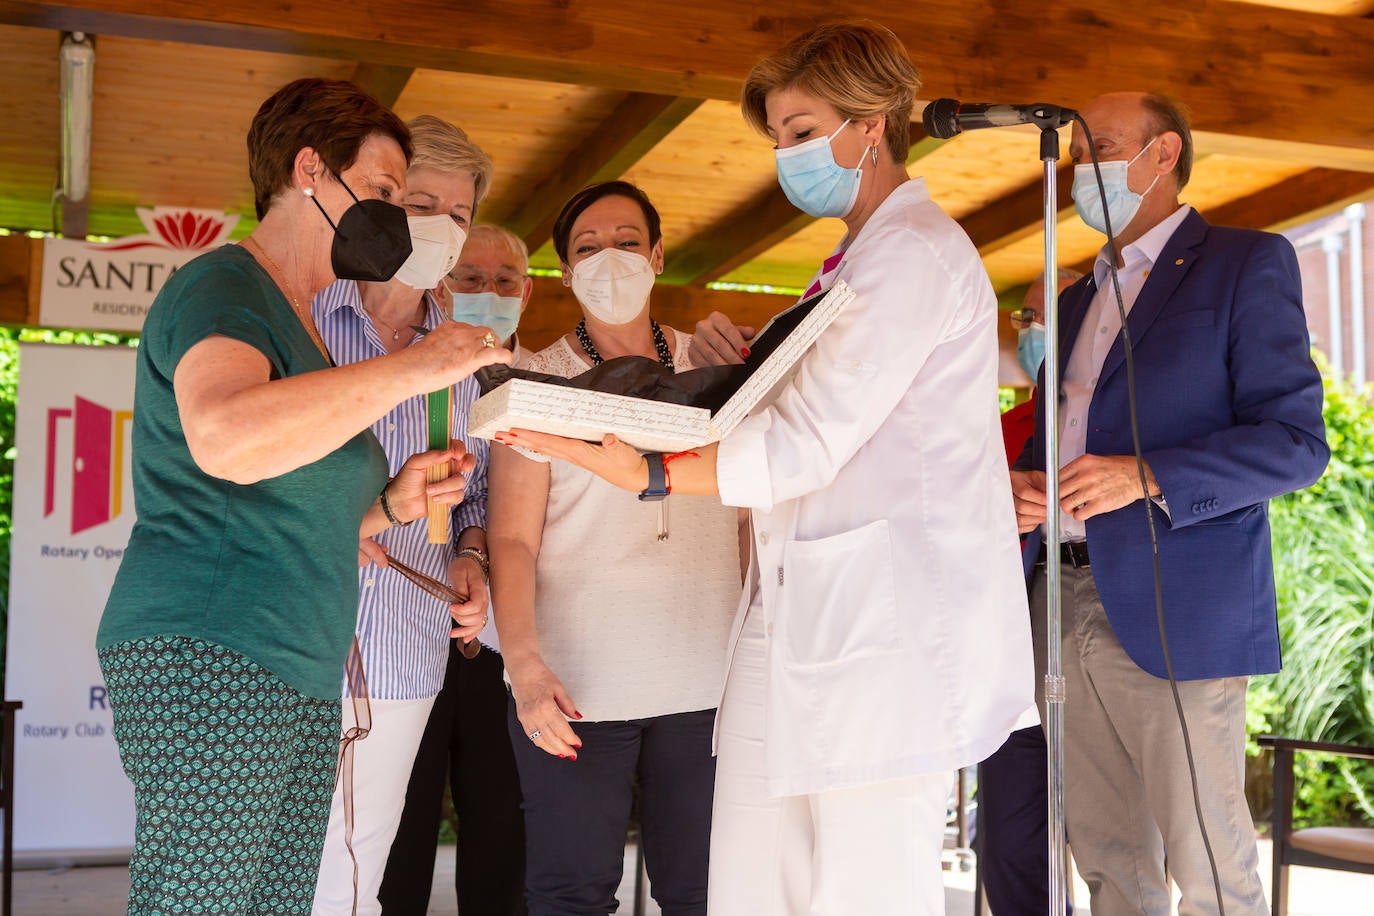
[309,115,511,916]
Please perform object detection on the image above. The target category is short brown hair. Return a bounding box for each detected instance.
[1141,93,1193,191]
[247,78,412,219]
[741,21,921,164]
[407,115,495,215]
[551,181,662,266]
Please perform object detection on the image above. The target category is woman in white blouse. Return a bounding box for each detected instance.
[488,181,741,916]
[501,22,1034,916]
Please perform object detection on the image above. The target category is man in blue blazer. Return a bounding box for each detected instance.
[1010,92,1328,916]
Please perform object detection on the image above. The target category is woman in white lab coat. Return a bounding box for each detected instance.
[496,20,1034,915]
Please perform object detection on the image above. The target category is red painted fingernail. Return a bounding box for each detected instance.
[557,754,566,759]
[506,431,519,438]
[567,754,578,761]
[740,347,751,358]
[571,743,582,749]
[573,711,583,720]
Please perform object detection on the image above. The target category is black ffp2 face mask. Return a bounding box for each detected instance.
[308,173,412,282]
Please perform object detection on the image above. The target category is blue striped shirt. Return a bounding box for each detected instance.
[313,279,488,700]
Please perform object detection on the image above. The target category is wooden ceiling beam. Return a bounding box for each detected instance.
[348,61,413,109]
[662,124,941,286]
[958,163,1075,256]
[1201,167,1374,233]
[496,93,704,255]
[1,0,1372,154]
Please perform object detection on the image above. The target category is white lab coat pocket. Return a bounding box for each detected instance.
[779,519,902,667]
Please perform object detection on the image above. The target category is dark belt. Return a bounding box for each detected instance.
[1037,540,1091,568]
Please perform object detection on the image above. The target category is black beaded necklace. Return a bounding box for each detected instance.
[576,318,675,370]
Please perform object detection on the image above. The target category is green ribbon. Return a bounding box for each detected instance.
[426,388,450,449]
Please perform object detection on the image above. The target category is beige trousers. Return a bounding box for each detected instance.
[1031,564,1267,916]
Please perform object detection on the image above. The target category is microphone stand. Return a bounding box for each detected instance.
[1034,114,1069,916]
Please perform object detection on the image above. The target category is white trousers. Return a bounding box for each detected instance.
[312,695,436,916]
[707,604,951,915]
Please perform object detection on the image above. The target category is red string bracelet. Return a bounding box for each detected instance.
[660,450,700,492]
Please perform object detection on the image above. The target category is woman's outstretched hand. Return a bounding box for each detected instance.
[495,431,647,493]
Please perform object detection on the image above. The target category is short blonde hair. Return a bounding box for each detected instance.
[741,21,921,164]
[406,115,495,212]
[465,224,529,272]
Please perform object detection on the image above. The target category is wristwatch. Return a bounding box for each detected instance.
[637,453,669,502]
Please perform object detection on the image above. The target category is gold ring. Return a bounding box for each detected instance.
[482,332,498,348]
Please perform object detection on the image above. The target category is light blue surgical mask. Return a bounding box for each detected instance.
[450,291,522,345]
[775,120,869,219]
[1017,322,1047,381]
[1071,135,1159,236]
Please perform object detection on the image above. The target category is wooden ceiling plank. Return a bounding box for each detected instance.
[1201,167,1374,233]
[663,124,940,286]
[348,61,412,108]
[499,93,704,254]
[959,163,1074,255]
[0,0,1372,155]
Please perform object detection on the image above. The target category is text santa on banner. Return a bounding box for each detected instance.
[39,207,238,333]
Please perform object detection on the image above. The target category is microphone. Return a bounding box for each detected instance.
[922,99,1076,139]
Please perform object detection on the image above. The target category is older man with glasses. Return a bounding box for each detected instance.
[445,224,534,364]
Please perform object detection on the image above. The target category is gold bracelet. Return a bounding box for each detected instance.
[455,546,490,581]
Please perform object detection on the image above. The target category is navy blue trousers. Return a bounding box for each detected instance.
[507,704,715,916]
[380,642,526,916]
[979,725,1072,915]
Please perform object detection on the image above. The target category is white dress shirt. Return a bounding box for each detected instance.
[1057,204,1192,541]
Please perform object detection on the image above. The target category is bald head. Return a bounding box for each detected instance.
[1069,92,1190,244]
[1073,92,1191,193]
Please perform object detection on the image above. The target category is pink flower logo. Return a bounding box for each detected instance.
[152,211,225,249]
[98,207,240,251]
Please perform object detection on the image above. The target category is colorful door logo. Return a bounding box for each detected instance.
[44,396,134,534]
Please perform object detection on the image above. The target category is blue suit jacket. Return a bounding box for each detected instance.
[1016,209,1329,680]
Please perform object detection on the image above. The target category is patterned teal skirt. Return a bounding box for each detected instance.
[98,635,340,915]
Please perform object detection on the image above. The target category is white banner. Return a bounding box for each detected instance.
[39,207,238,333]
[6,343,138,859]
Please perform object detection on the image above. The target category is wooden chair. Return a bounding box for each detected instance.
[1258,735,1374,916]
[1,700,22,916]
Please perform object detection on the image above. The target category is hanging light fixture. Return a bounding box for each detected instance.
[59,31,95,205]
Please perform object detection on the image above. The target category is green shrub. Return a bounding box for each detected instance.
[1250,363,1374,828]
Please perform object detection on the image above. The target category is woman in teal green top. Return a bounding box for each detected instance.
[95,77,511,916]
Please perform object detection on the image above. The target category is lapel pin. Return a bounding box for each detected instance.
[1175,259,1184,266]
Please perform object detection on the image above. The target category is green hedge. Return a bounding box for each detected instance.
[1248,362,1374,828]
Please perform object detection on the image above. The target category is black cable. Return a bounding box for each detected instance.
[1074,114,1227,916]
